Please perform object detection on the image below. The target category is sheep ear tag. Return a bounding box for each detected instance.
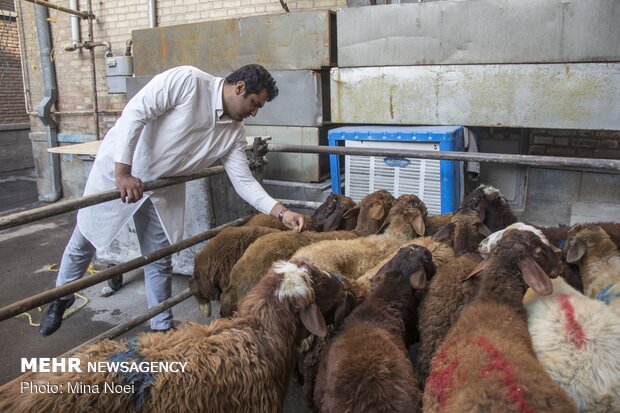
[565,239,586,264]
[409,268,427,289]
[300,303,328,337]
[518,256,553,296]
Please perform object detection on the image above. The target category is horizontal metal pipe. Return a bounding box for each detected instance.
[279,199,323,209]
[61,289,192,357]
[0,215,250,322]
[21,0,93,19]
[0,166,226,231]
[267,144,620,174]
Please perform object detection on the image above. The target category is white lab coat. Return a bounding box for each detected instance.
[77,66,278,249]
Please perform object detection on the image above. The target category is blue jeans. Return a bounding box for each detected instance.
[56,198,173,330]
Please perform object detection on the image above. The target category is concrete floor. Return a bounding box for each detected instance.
[0,168,310,412]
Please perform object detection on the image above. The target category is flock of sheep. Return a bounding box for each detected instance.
[1,185,619,412]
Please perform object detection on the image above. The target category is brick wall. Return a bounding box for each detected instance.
[16,0,346,137]
[529,129,620,160]
[0,14,28,124]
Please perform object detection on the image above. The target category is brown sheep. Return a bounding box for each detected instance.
[189,194,357,315]
[423,228,577,413]
[219,190,396,316]
[292,194,428,281]
[314,245,436,413]
[564,223,620,317]
[415,208,492,384]
[0,259,354,413]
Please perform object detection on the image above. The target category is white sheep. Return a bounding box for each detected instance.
[526,276,620,413]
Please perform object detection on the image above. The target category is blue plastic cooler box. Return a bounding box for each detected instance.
[328,126,464,214]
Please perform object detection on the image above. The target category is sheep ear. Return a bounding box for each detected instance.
[462,259,489,281]
[413,212,426,236]
[377,215,391,234]
[518,255,553,296]
[300,303,328,337]
[368,203,386,221]
[477,222,492,237]
[322,210,343,232]
[409,268,427,289]
[566,239,586,263]
[333,293,353,329]
[432,223,453,242]
[342,205,360,220]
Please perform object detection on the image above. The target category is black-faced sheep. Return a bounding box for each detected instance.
[564,224,620,317]
[526,276,620,412]
[292,194,428,280]
[190,194,357,315]
[460,184,518,232]
[0,259,353,413]
[313,245,437,413]
[423,228,577,413]
[219,190,396,316]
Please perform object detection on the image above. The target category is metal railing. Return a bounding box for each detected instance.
[3,138,620,356]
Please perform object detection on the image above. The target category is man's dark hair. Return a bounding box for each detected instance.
[226,64,279,102]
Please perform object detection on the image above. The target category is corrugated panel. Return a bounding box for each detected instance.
[345,141,443,214]
[338,0,620,67]
[132,11,335,76]
[331,64,620,130]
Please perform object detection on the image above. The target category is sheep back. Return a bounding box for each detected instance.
[423,302,578,413]
[416,253,481,384]
[526,277,620,413]
[190,225,280,309]
[220,230,358,316]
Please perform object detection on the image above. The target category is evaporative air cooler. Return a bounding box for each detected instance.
[328,126,464,215]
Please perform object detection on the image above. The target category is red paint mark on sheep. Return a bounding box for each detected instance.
[426,347,460,410]
[558,293,586,349]
[472,336,534,413]
[426,337,534,413]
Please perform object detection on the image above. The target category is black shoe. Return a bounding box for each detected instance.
[39,296,75,336]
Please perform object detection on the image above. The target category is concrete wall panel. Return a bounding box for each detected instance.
[330,64,620,130]
[133,10,335,76]
[338,0,620,67]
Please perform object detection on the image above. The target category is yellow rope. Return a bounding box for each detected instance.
[14,293,89,327]
[13,263,97,327]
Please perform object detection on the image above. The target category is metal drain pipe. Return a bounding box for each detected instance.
[34,4,62,202]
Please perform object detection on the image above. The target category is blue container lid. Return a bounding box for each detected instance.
[328,125,462,143]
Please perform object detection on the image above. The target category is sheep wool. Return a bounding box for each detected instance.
[527,277,620,413]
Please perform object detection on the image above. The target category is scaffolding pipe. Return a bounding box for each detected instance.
[267,144,620,174]
[0,215,251,323]
[21,0,94,19]
[61,289,192,357]
[0,165,226,231]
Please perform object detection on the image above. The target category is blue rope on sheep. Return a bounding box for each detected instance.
[596,284,620,306]
[108,337,153,409]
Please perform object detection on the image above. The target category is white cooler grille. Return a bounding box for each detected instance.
[345,140,442,214]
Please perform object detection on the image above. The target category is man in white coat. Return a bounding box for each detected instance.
[39,64,305,336]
